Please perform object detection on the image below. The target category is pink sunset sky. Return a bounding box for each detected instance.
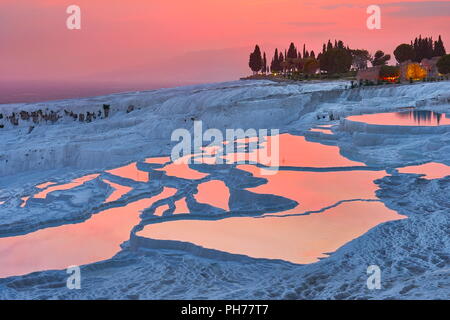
[1,0,449,85]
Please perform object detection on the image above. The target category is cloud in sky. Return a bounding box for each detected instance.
[321,3,361,10]
[284,21,336,27]
[384,1,450,17]
[321,1,450,17]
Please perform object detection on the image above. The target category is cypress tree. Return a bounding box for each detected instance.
[410,35,444,61]
[413,38,419,61]
[249,45,263,74]
[327,40,333,51]
[287,42,298,59]
[279,52,285,73]
[270,48,280,73]
[434,35,446,57]
[426,37,434,59]
[416,36,423,62]
[262,52,267,73]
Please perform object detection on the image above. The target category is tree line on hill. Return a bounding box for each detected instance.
[248,35,448,76]
[393,35,446,63]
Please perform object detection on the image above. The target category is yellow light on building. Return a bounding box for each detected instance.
[406,63,427,80]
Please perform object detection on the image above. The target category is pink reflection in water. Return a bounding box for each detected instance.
[106,163,149,183]
[0,187,177,278]
[239,165,385,215]
[309,128,331,134]
[398,162,450,179]
[157,161,208,180]
[102,179,133,203]
[154,204,170,216]
[34,174,100,199]
[173,198,189,214]
[20,197,29,208]
[161,134,356,173]
[194,180,230,211]
[272,134,363,167]
[138,201,405,264]
[223,134,363,168]
[348,112,450,126]
[35,182,57,189]
[145,156,171,164]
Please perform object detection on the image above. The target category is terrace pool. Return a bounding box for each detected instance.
[347,110,450,126]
